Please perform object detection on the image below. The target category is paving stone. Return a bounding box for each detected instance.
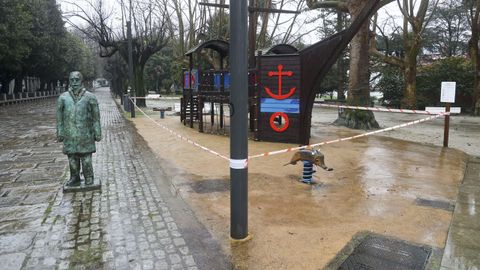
[77,244,89,251]
[60,249,74,259]
[184,255,196,266]
[102,251,114,262]
[76,235,89,244]
[24,257,39,268]
[169,253,182,264]
[78,227,90,236]
[143,259,154,270]
[179,246,190,255]
[58,260,69,270]
[0,232,36,253]
[155,260,169,270]
[90,231,100,240]
[43,257,56,266]
[0,91,206,269]
[154,249,166,259]
[173,237,186,247]
[0,252,26,270]
[160,238,172,245]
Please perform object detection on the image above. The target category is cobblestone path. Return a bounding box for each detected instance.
[0,88,228,270]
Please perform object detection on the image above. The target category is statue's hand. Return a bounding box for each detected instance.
[95,135,102,142]
[57,136,64,142]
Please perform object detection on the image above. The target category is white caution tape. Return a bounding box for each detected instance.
[230,159,248,169]
[248,112,449,159]
[314,103,453,115]
[129,98,449,168]
[129,98,230,161]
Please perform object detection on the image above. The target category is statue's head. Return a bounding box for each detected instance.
[69,71,83,91]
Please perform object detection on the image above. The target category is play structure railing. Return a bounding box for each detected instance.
[181,68,258,134]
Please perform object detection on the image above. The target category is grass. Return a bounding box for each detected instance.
[68,246,104,270]
[41,196,55,225]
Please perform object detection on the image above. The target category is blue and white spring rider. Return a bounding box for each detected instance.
[301,160,316,184]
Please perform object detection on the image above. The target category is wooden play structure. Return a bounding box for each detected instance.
[180,0,380,145]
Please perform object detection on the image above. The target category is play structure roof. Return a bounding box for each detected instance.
[185,39,230,58]
[263,44,298,55]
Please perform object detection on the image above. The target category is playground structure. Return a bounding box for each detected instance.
[180,0,380,145]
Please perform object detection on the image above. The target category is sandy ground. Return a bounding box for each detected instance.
[124,98,478,269]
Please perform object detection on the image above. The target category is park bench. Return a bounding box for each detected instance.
[153,107,172,118]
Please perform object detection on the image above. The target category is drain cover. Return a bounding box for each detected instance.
[339,235,431,270]
[415,198,454,211]
[190,179,230,193]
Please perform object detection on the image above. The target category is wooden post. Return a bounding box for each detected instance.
[220,57,224,129]
[443,103,451,147]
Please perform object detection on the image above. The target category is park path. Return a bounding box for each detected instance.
[0,88,229,269]
[440,156,480,269]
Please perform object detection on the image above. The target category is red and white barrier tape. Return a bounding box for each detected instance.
[248,112,449,159]
[131,97,162,100]
[128,98,449,167]
[315,103,443,115]
[129,98,230,161]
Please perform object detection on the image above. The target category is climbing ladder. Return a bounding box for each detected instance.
[181,94,199,127]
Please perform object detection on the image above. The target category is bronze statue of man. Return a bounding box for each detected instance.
[56,71,101,186]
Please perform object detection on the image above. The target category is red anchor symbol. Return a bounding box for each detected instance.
[264,64,296,100]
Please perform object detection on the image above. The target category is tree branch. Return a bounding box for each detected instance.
[306,0,349,13]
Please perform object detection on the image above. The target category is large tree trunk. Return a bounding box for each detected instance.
[336,0,379,129]
[472,20,480,115]
[134,65,146,107]
[39,78,46,91]
[472,45,480,115]
[173,0,185,55]
[336,12,346,101]
[257,0,272,48]
[403,53,418,109]
[14,74,23,93]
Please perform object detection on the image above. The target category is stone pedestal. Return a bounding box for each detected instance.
[63,178,101,193]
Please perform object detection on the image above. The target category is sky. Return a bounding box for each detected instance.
[58,0,404,45]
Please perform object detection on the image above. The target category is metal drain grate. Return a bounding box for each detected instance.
[338,235,431,270]
[415,198,454,211]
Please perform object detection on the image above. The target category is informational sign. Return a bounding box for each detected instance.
[440,81,456,103]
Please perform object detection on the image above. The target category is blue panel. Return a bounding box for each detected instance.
[260,98,300,113]
[224,73,230,89]
[214,73,221,90]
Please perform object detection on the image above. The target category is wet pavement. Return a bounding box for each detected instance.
[0,89,229,269]
[440,156,480,270]
[131,101,475,269]
[1,90,479,269]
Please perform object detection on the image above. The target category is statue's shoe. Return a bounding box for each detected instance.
[85,177,94,186]
[66,177,81,187]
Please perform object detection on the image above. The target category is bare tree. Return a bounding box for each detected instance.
[425,0,468,57]
[465,0,480,115]
[306,0,393,129]
[64,0,170,106]
[371,0,439,109]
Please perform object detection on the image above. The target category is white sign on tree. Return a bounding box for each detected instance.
[440,82,456,103]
